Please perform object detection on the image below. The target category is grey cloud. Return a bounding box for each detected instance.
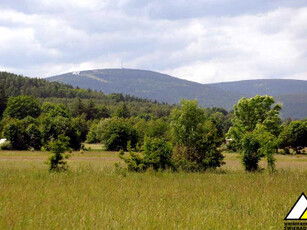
[0,1,306,83]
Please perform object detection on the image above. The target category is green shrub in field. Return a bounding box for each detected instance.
[170,99,224,172]
[42,115,81,151]
[102,118,138,151]
[143,137,174,171]
[47,135,71,172]
[119,137,174,172]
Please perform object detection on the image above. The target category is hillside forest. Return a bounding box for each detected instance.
[0,71,306,172]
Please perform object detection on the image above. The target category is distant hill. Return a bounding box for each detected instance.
[48,69,307,119]
[48,69,244,110]
[211,79,307,96]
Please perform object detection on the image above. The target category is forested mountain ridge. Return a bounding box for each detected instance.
[48,69,244,110]
[48,69,307,119]
[211,79,307,96]
[0,71,174,118]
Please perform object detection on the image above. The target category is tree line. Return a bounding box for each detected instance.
[0,72,306,172]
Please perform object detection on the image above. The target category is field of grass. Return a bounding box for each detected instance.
[0,147,306,229]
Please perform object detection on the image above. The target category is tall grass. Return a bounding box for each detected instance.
[0,151,306,229]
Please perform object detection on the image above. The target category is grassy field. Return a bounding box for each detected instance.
[0,148,306,229]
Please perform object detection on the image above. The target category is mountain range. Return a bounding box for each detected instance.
[47,69,307,119]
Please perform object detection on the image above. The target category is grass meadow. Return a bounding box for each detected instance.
[0,146,306,229]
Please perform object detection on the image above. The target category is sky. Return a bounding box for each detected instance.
[0,0,307,84]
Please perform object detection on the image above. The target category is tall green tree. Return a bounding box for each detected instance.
[279,120,307,154]
[71,98,85,117]
[85,99,98,120]
[228,95,281,172]
[4,95,41,119]
[227,95,281,151]
[170,99,224,171]
[4,120,29,150]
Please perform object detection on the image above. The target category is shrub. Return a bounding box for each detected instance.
[102,119,138,151]
[119,137,174,172]
[170,100,224,171]
[42,116,81,151]
[47,135,70,172]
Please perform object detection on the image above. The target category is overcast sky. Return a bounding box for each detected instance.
[0,0,306,83]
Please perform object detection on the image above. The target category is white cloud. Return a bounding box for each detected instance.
[0,2,306,83]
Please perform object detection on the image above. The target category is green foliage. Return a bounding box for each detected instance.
[4,95,41,119]
[170,99,224,171]
[119,148,148,172]
[102,118,138,151]
[84,99,98,120]
[241,132,261,172]
[3,118,43,151]
[0,71,106,99]
[41,102,70,118]
[278,125,291,154]
[72,115,89,142]
[241,125,277,172]
[4,120,29,150]
[47,135,70,172]
[42,116,81,151]
[253,125,277,172]
[26,124,42,150]
[119,137,174,172]
[113,103,130,118]
[71,98,85,117]
[86,122,99,143]
[0,83,7,117]
[143,137,174,171]
[228,96,280,172]
[95,105,111,119]
[279,120,307,154]
[227,95,281,148]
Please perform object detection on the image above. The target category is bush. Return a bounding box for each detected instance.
[47,135,70,172]
[170,100,224,171]
[119,137,174,172]
[143,137,174,171]
[42,116,81,151]
[102,118,138,151]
